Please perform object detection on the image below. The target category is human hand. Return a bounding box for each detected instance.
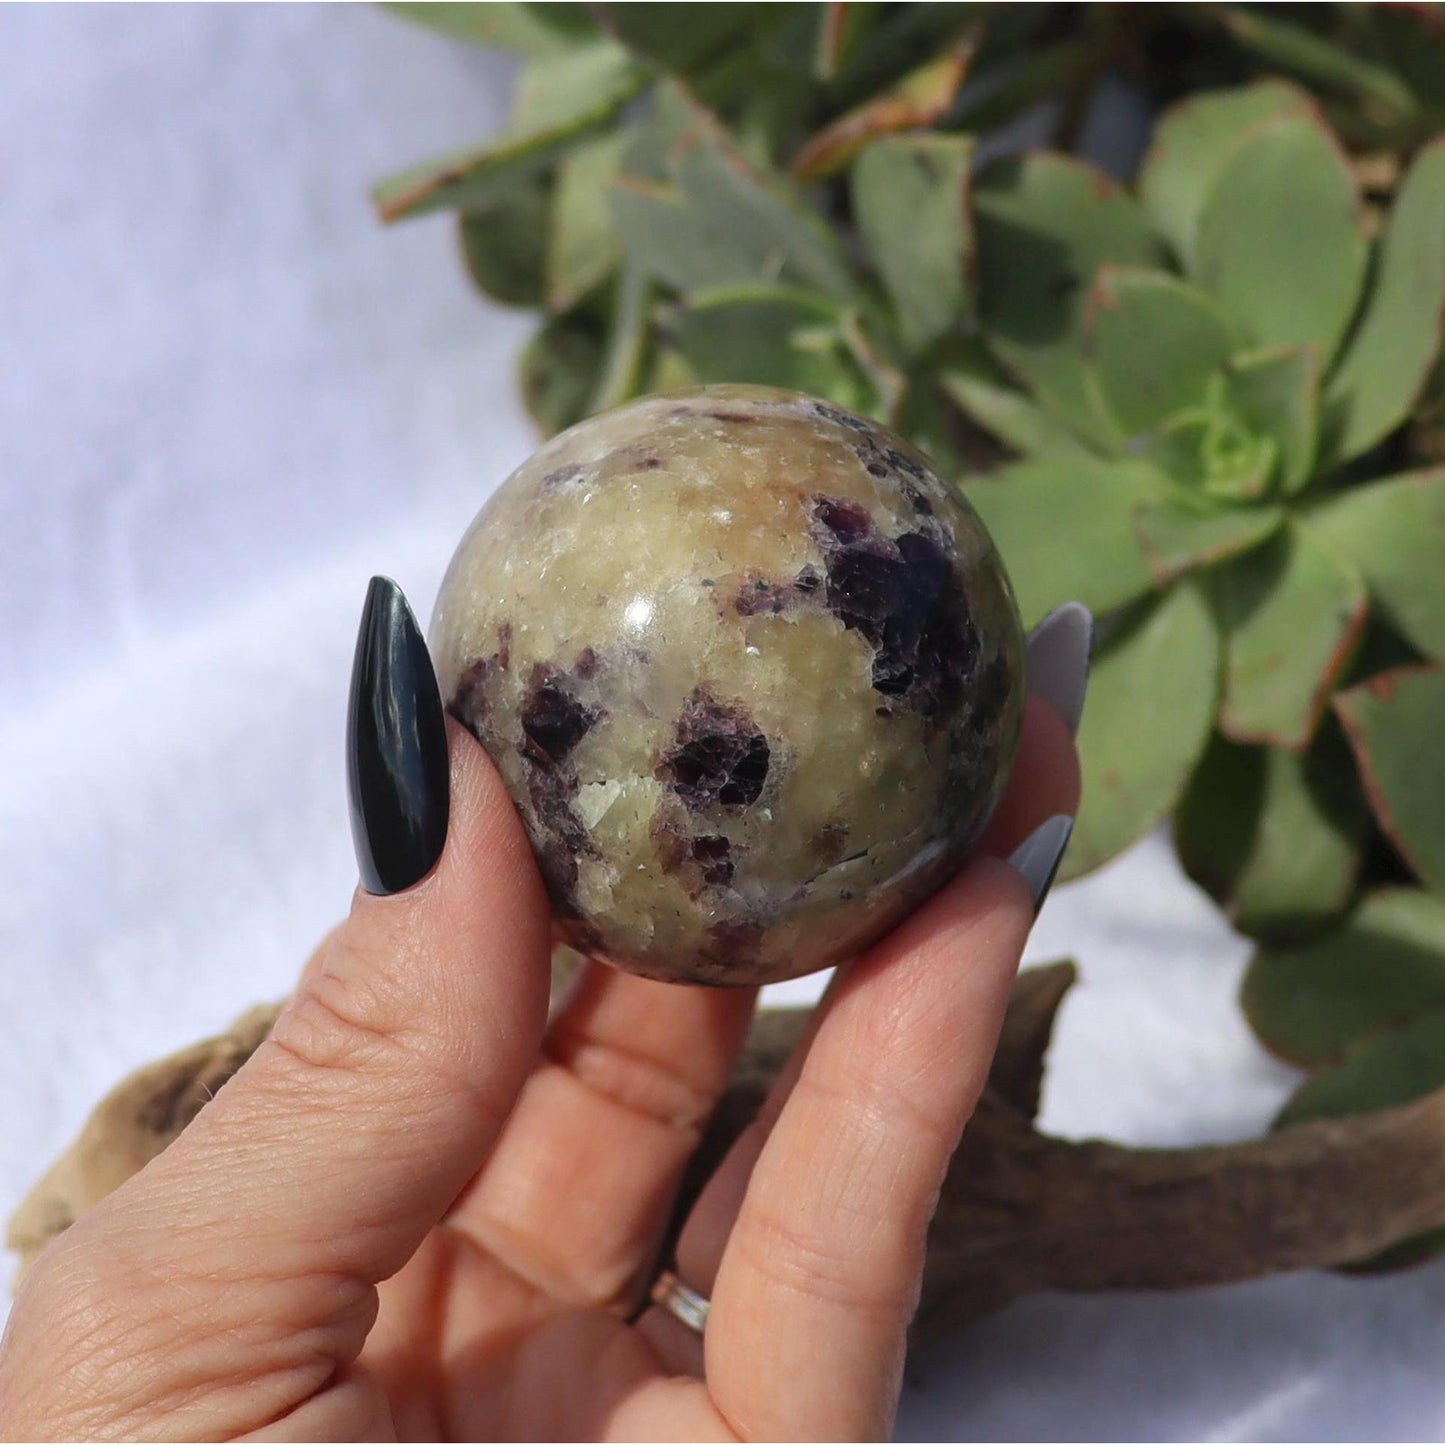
[0,581,1085,1441]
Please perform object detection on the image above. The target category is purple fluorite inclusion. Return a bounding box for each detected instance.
[657,689,772,810]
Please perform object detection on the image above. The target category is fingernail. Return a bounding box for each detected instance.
[1026,602,1093,737]
[347,576,450,895]
[1008,815,1074,914]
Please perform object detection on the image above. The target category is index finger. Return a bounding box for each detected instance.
[655,674,1081,1324]
[704,856,1035,1440]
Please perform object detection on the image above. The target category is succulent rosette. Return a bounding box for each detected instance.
[945,86,1445,1215]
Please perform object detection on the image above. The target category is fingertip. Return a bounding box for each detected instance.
[925,851,1036,957]
[329,713,553,1061]
[981,695,1081,858]
[443,715,547,898]
[427,716,553,991]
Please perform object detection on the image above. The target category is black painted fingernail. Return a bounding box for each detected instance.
[347,576,450,895]
[1008,815,1074,915]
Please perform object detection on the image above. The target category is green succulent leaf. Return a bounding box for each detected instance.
[641,344,698,395]
[612,85,864,304]
[1323,140,1445,466]
[594,3,765,72]
[665,285,878,412]
[1064,580,1221,879]
[791,33,977,182]
[618,76,699,181]
[828,1,992,96]
[973,154,1165,449]
[1209,6,1421,128]
[1194,115,1367,365]
[1304,467,1445,662]
[1176,726,1367,940]
[837,311,907,416]
[1277,1005,1445,1128]
[1085,267,1237,440]
[1221,345,1320,494]
[686,42,815,172]
[962,457,1169,625]
[1133,497,1284,586]
[953,40,1089,134]
[1138,80,1312,273]
[1244,888,1445,1066]
[1335,665,1445,893]
[852,134,973,355]
[518,306,606,436]
[890,374,976,481]
[940,370,1097,463]
[457,177,551,308]
[546,132,627,311]
[374,42,645,223]
[590,264,650,413]
[508,42,643,133]
[385,2,600,54]
[763,1,883,82]
[1212,524,1367,750]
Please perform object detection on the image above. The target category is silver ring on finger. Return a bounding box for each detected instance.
[650,1268,710,1336]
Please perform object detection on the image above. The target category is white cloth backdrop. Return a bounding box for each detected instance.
[2,8,1441,1439]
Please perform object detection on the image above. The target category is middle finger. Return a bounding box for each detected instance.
[444,962,756,1310]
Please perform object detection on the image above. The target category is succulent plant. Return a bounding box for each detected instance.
[941,82,1445,1264]
[373,3,1445,477]
[945,84,1445,1252]
[373,5,1445,1272]
[957,82,1445,883]
[375,2,1072,451]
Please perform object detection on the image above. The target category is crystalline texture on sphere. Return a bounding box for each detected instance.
[430,385,1026,985]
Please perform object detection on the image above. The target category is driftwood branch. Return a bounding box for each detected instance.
[10,965,1445,1334]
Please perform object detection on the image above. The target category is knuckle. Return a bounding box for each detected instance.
[5,1230,181,1427]
[799,1062,957,1172]
[255,945,509,1141]
[732,1197,907,1317]
[269,964,412,1083]
[820,999,972,1150]
[544,1026,715,1134]
[724,1068,947,1320]
[4,1238,375,1436]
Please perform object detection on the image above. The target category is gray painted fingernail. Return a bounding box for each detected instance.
[1008,815,1074,914]
[1026,603,1093,737]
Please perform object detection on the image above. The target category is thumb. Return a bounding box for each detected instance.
[27,580,550,1388]
[180,575,551,1277]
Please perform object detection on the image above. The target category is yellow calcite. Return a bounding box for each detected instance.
[430,386,1024,984]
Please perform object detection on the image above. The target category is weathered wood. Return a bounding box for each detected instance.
[11,966,1445,1336]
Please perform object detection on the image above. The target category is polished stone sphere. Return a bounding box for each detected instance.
[430,385,1025,985]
